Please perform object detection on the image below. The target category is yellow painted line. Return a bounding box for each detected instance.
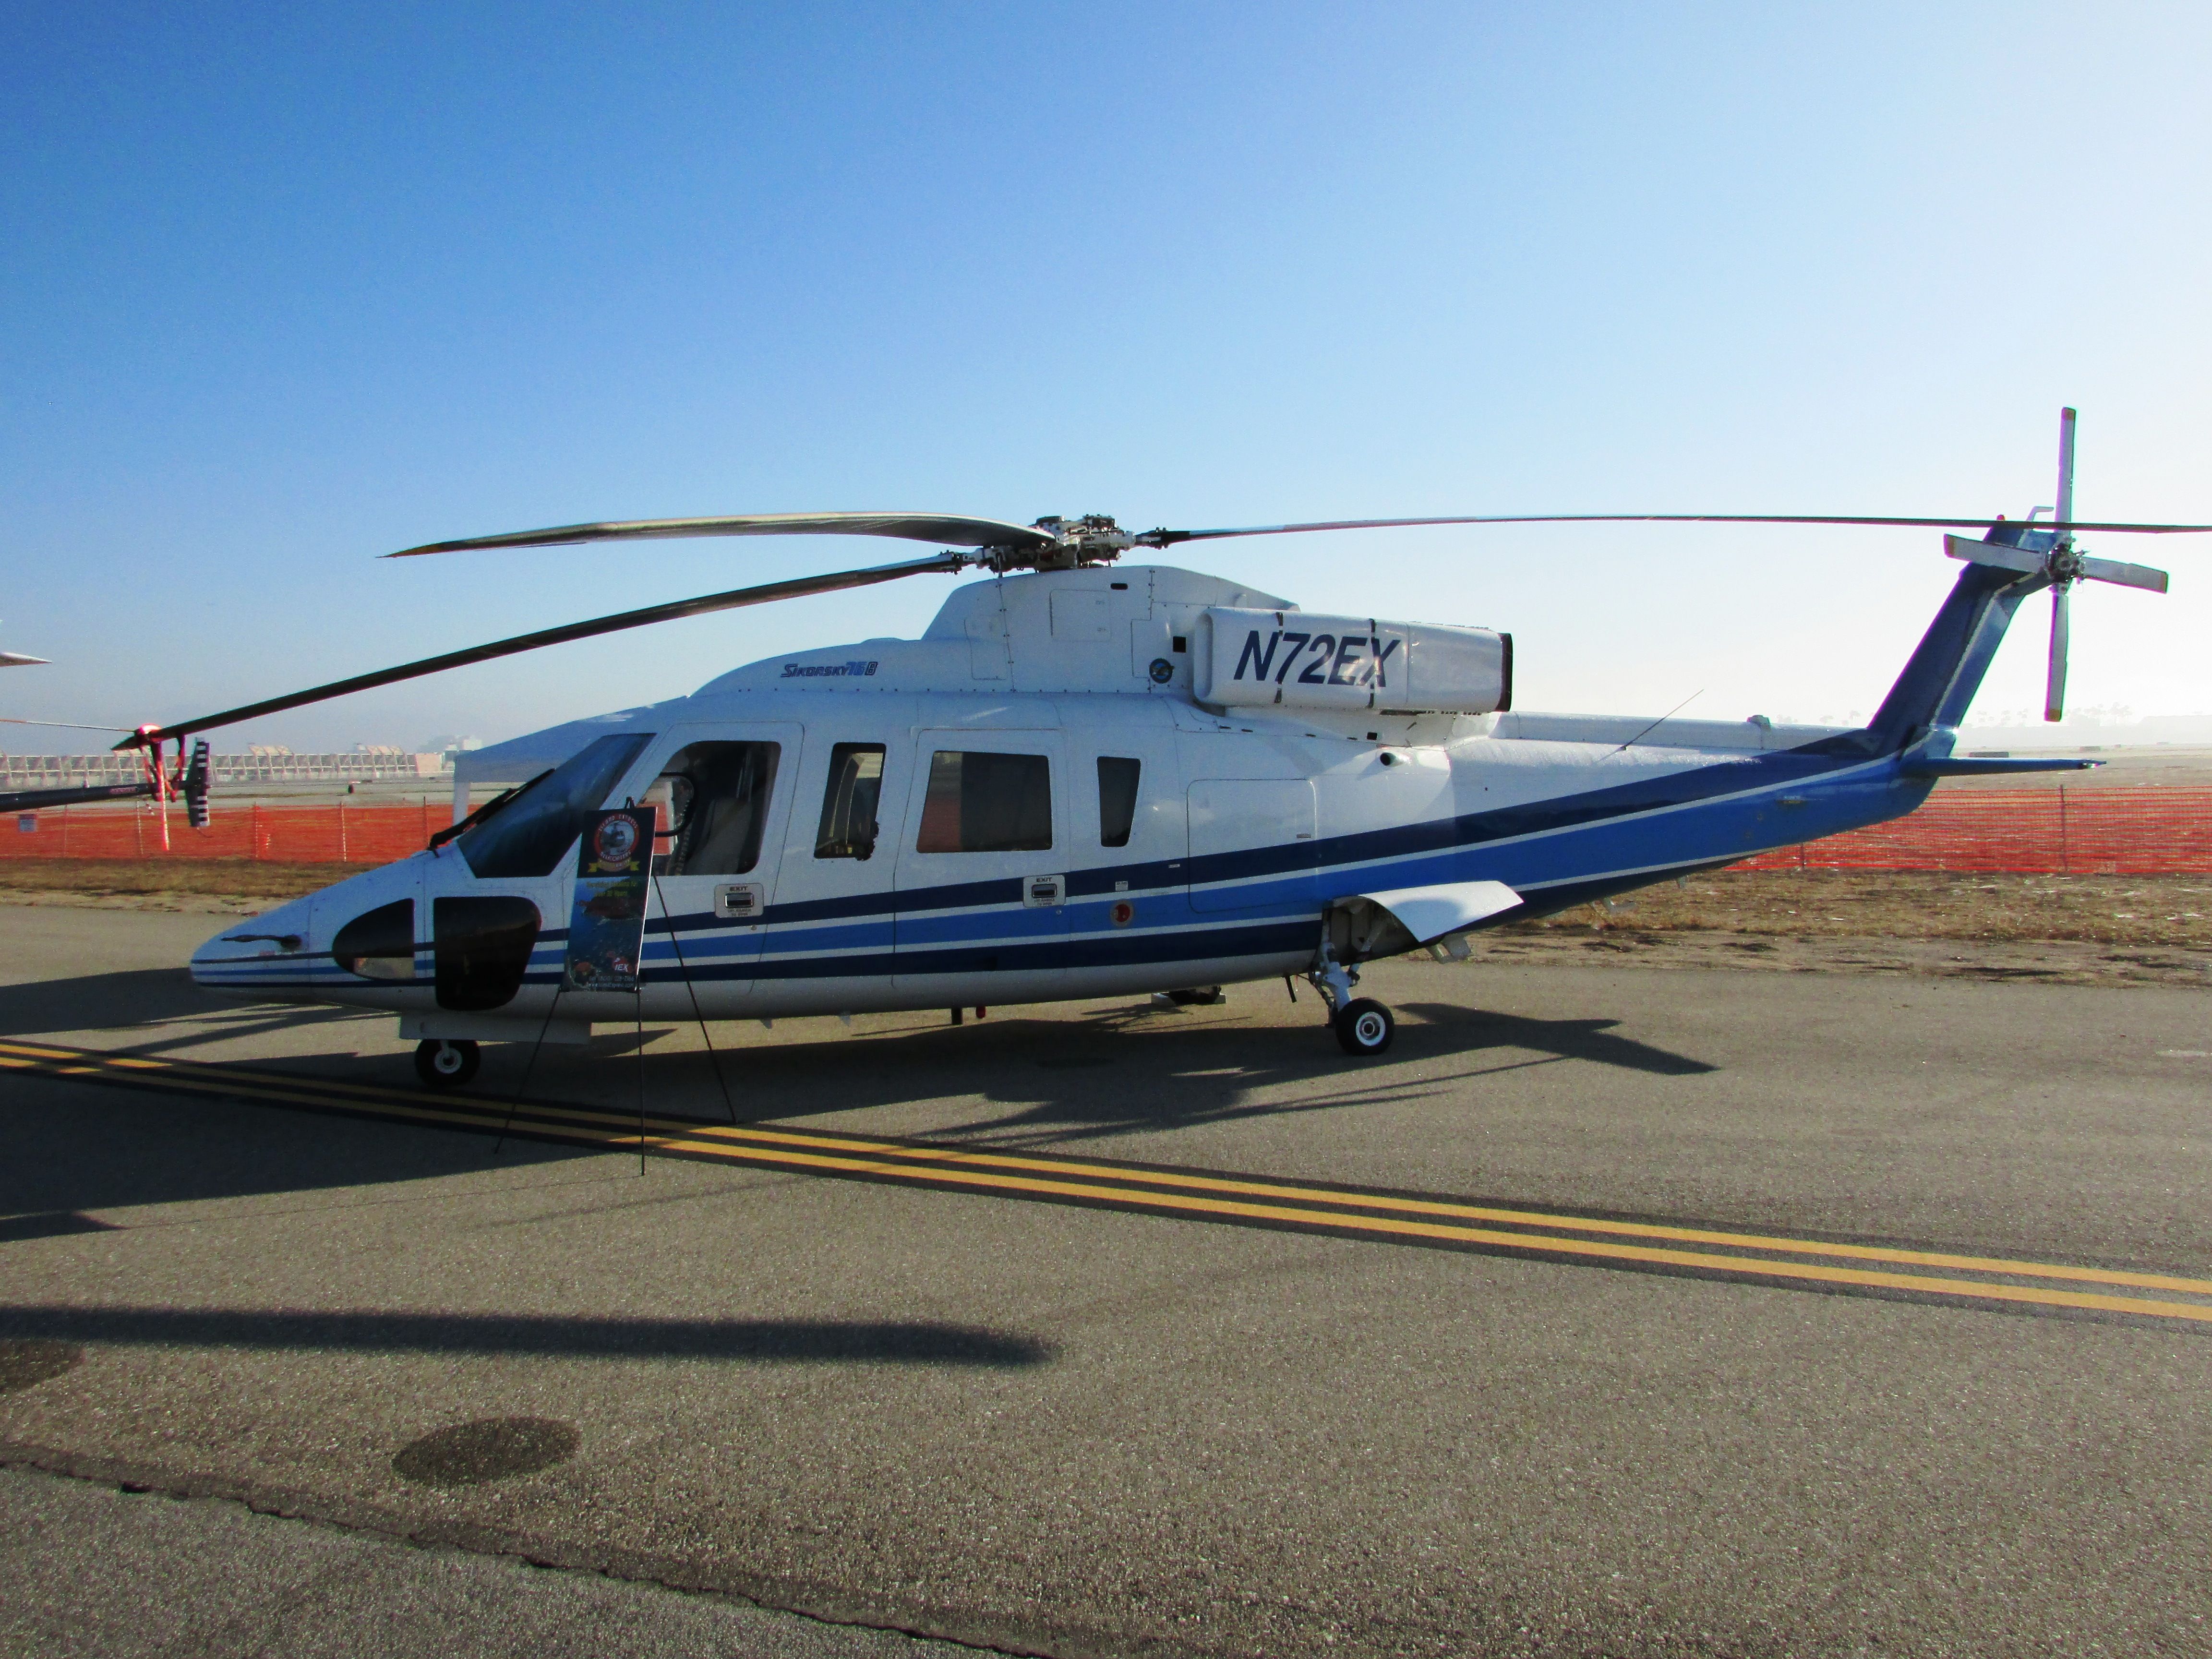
[0,1050,531,1140]
[690,1121,2212,1299]
[625,1130,2212,1325]
[9,1039,2212,1323]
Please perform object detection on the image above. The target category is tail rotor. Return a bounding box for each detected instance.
[1943,407,2170,724]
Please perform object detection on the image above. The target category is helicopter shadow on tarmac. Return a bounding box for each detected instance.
[617,994,1720,1154]
[0,964,594,1218]
[0,964,382,1061]
[0,1059,587,1222]
[0,962,1718,1213]
[0,974,1057,1370]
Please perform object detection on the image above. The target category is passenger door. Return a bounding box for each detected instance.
[641,724,800,1000]
[758,726,912,1004]
[894,732,1069,998]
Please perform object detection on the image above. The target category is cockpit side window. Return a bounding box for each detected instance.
[455,733,655,879]
[814,743,885,860]
[651,741,781,876]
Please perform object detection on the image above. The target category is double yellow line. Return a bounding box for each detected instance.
[7,1036,2211,1326]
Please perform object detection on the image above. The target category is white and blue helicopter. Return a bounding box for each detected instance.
[162,410,2197,1087]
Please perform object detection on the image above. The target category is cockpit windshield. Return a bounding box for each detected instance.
[454,733,654,878]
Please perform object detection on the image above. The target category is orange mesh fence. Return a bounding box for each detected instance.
[1731,788,2212,874]
[2,802,448,864]
[7,789,2212,873]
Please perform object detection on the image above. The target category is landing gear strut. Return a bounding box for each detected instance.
[1308,938,1395,1057]
[414,1038,481,1090]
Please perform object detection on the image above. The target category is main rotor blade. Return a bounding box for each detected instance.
[0,781,154,813]
[1141,512,2212,547]
[119,552,968,749]
[388,511,1053,559]
[2077,553,2170,593]
[2044,585,2071,724]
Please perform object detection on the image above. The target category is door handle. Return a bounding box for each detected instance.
[1023,874,1066,908]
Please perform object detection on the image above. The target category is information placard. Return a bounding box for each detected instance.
[564,807,652,992]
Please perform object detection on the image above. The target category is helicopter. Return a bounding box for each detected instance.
[154,409,2200,1088]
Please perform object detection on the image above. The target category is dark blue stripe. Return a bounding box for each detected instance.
[677,743,1884,934]
[637,918,1317,985]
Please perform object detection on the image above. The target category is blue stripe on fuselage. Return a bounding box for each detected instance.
[669,739,1900,934]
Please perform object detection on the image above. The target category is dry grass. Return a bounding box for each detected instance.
[1506,870,2212,949]
[0,858,377,909]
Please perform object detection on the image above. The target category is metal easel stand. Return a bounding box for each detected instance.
[495,981,568,1156]
[651,869,738,1129]
[497,980,647,1173]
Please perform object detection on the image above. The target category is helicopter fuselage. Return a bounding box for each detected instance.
[184,563,1974,1046]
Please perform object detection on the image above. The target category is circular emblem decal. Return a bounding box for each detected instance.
[591,814,640,867]
[1148,657,1174,685]
[1110,900,1135,927]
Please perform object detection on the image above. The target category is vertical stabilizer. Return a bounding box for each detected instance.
[1864,531,2047,753]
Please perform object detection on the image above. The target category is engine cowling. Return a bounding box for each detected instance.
[1191,606,1512,713]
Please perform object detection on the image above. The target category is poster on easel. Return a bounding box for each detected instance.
[565,807,652,992]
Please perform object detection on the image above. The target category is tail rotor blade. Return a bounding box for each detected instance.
[2076,553,2170,594]
[1944,533,2045,575]
[2056,407,2078,533]
[2044,584,2071,723]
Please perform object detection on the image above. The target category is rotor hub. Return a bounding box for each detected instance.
[968,514,1135,573]
[1019,514,1135,570]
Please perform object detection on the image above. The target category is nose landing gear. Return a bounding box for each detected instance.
[414,1038,481,1089]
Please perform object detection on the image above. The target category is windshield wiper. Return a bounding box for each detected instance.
[428,769,555,851]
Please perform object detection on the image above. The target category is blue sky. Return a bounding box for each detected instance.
[5,3,2208,753]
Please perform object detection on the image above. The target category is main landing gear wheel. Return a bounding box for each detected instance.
[414,1039,481,1090]
[1334,998,1395,1057]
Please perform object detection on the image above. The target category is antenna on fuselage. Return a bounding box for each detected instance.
[1609,690,1705,756]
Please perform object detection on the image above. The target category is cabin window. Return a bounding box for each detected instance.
[456,733,654,879]
[1096,757,1142,848]
[650,741,780,876]
[914,751,1052,854]
[814,743,885,860]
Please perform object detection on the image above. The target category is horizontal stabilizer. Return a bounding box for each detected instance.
[1901,757,2101,777]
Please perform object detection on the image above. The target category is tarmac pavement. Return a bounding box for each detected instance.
[0,1462,964,1658]
[4,904,2211,1658]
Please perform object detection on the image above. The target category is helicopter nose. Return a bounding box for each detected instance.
[190,894,319,994]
